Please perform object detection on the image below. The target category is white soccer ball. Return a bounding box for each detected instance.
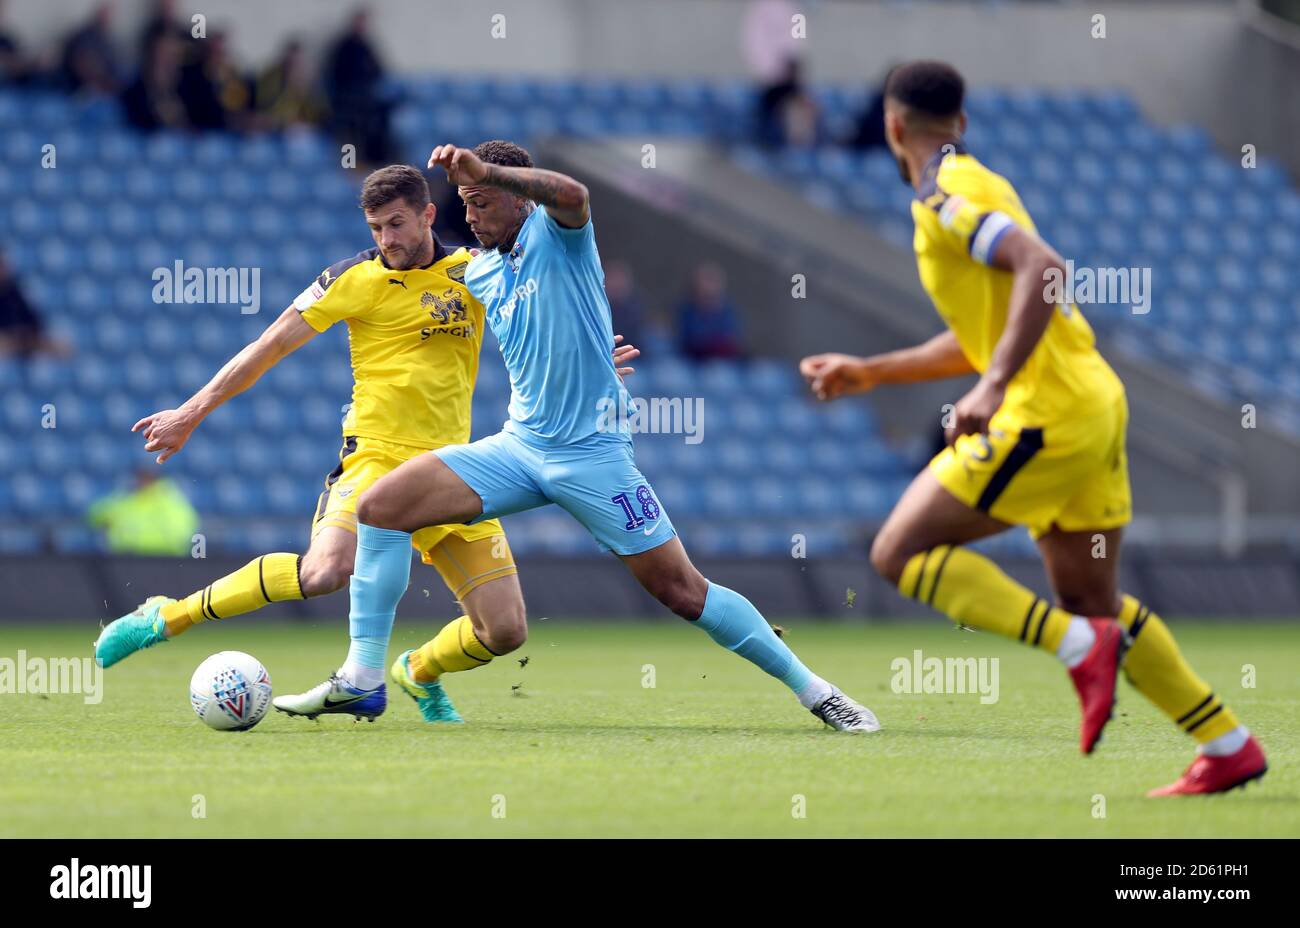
[189,651,273,731]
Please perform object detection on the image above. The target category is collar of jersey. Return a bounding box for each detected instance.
[916,139,969,202]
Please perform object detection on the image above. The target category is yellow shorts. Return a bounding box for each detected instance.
[311,435,517,599]
[929,395,1132,539]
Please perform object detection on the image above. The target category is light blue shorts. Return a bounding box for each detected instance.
[434,428,676,556]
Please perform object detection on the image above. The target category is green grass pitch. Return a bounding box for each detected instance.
[1,619,1297,837]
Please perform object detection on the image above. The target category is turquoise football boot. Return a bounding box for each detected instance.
[94,596,173,668]
[390,649,464,723]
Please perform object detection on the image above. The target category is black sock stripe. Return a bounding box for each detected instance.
[470,625,503,658]
[1019,597,1041,642]
[257,556,271,604]
[1031,601,1051,646]
[458,641,492,664]
[910,548,934,600]
[202,585,220,621]
[1185,703,1224,733]
[294,554,304,598]
[1176,693,1215,725]
[1129,604,1151,639]
[926,545,955,607]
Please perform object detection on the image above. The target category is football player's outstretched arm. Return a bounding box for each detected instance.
[947,226,1064,438]
[801,329,975,401]
[133,307,318,463]
[428,143,590,228]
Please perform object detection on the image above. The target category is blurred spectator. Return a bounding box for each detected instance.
[0,0,38,85]
[121,31,188,131]
[605,260,671,356]
[845,65,894,151]
[138,0,191,61]
[434,180,474,246]
[742,0,801,85]
[323,7,395,165]
[676,263,744,362]
[60,2,122,95]
[87,469,200,556]
[179,29,252,131]
[0,253,70,359]
[758,56,819,147]
[255,39,326,131]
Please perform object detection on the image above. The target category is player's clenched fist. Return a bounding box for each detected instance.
[427,144,489,186]
[799,353,876,401]
[132,408,198,463]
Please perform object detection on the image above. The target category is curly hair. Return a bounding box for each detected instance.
[472,139,534,169]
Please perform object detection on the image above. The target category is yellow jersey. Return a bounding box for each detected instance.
[292,237,483,448]
[911,145,1124,424]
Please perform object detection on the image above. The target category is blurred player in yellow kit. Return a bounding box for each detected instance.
[801,61,1267,795]
[94,164,638,725]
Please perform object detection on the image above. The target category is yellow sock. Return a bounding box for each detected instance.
[161,553,303,636]
[410,616,498,683]
[1116,595,1239,744]
[899,545,1073,653]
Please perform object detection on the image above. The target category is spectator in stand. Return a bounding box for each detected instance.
[178,28,252,131]
[60,2,123,96]
[606,260,661,357]
[255,39,326,131]
[845,65,894,152]
[121,30,188,131]
[676,263,744,362]
[87,469,200,556]
[757,56,819,147]
[0,0,39,85]
[138,0,191,59]
[323,6,394,166]
[0,253,71,360]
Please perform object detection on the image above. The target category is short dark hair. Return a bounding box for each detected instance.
[359,164,430,212]
[884,61,965,119]
[473,139,534,169]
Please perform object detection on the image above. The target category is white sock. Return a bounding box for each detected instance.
[339,663,384,691]
[1055,616,1096,669]
[1200,726,1249,757]
[796,675,834,709]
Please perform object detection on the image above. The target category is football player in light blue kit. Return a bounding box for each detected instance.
[347,139,879,731]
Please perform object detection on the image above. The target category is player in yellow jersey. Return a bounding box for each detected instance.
[94,165,637,724]
[801,61,1266,795]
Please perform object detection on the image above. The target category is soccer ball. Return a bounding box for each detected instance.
[189,651,273,731]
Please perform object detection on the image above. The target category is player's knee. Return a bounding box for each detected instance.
[483,620,527,655]
[298,553,352,596]
[869,532,908,586]
[649,574,707,620]
[356,485,402,529]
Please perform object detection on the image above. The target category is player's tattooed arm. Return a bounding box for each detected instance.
[482,163,590,228]
[801,330,974,401]
[133,307,317,463]
[949,226,1064,438]
[427,144,590,228]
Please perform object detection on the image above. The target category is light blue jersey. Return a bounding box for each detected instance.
[440,204,673,556]
[463,206,631,446]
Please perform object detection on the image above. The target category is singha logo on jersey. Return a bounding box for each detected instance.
[421,289,469,325]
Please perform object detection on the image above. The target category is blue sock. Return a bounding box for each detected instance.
[693,582,824,703]
[342,523,412,688]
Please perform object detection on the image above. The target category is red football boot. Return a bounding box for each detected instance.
[1147,735,1268,797]
[1067,618,1127,754]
